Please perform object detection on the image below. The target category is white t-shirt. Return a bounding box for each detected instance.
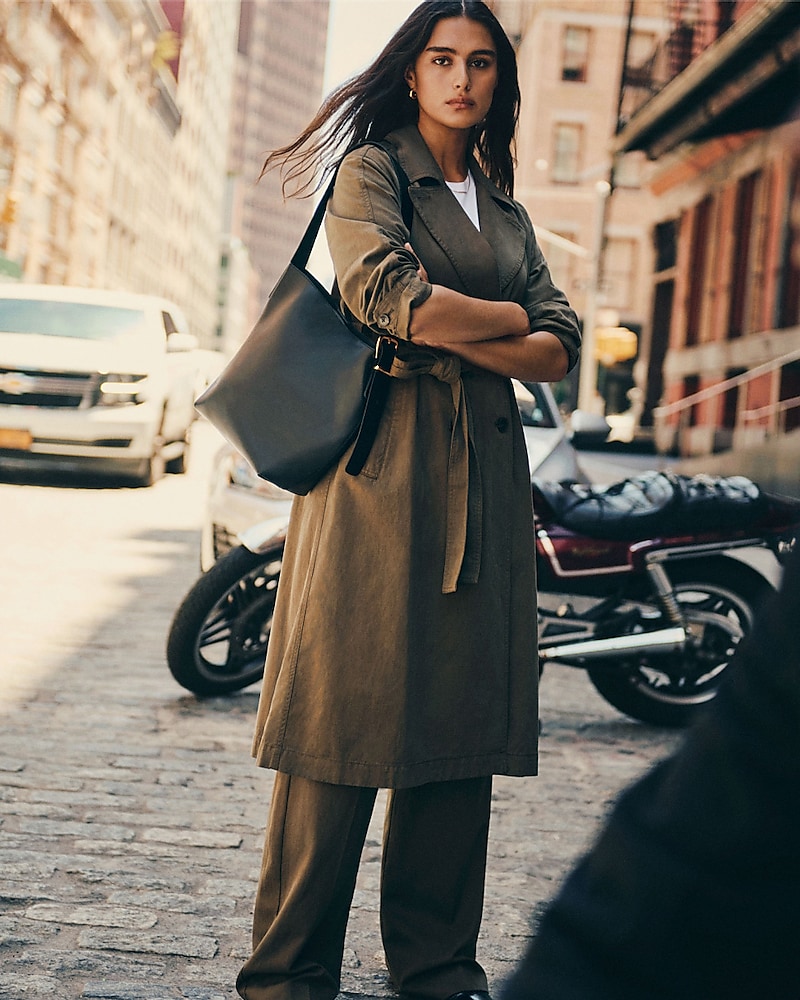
[445,171,480,230]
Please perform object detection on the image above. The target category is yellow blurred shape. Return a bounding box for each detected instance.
[594,326,637,365]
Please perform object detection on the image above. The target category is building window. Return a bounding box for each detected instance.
[779,361,800,433]
[653,219,677,273]
[728,172,758,340]
[684,374,700,427]
[685,198,712,346]
[778,161,800,328]
[561,26,590,82]
[624,29,657,85]
[722,368,745,429]
[552,123,582,183]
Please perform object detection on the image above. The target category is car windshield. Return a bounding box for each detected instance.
[0,300,147,341]
[515,381,558,429]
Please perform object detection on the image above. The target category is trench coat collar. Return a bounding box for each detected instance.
[384,125,526,300]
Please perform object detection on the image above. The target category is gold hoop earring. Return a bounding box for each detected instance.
[409,88,417,100]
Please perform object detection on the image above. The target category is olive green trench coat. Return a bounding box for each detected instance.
[251,125,580,788]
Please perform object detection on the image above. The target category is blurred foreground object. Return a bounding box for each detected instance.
[502,547,800,1000]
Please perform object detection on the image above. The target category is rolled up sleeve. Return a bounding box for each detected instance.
[518,204,582,374]
[325,146,431,341]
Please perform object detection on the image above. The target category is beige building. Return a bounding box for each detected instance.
[0,0,238,347]
[0,0,152,290]
[495,0,667,417]
[227,0,330,311]
[0,0,333,351]
[160,0,240,347]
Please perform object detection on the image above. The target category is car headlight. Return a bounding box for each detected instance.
[97,373,149,406]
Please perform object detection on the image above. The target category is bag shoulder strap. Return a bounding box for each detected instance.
[373,140,413,230]
[292,142,413,270]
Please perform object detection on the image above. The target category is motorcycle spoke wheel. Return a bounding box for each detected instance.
[166,544,283,696]
[587,559,772,727]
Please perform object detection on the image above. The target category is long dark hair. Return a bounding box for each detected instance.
[263,1,521,197]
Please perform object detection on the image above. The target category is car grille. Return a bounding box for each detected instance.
[0,367,99,409]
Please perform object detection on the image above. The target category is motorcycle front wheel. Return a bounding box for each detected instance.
[586,558,772,727]
[166,543,283,696]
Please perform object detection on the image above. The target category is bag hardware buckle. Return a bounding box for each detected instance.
[374,335,398,374]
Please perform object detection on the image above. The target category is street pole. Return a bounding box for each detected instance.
[577,179,612,413]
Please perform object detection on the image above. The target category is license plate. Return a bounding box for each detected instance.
[0,428,33,450]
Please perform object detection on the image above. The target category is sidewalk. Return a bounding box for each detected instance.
[0,668,680,1000]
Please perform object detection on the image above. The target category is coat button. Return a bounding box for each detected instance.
[377,313,391,328]
[495,417,509,433]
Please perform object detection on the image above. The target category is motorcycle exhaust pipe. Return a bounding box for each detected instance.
[540,626,686,664]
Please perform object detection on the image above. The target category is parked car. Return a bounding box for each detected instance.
[0,284,199,485]
[199,380,586,570]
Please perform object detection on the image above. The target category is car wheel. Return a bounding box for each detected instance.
[132,440,165,487]
[166,429,191,475]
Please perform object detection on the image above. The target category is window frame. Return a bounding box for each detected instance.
[551,122,583,184]
[561,25,591,83]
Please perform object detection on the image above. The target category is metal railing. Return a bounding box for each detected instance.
[652,346,800,452]
[742,394,800,433]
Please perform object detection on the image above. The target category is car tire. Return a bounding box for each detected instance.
[166,429,191,475]
[132,440,165,487]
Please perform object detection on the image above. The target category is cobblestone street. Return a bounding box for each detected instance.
[0,424,682,999]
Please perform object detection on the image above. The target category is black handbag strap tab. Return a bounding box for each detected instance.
[345,337,399,477]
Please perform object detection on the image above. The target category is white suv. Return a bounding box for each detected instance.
[0,284,200,485]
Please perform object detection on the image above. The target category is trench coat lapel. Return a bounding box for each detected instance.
[407,184,501,299]
[473,171,528,293]
[389,125,527,302]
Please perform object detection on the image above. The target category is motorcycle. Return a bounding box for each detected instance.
[166,471,800,727]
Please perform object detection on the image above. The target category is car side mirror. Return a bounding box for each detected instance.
[569,409,611,449]
[167,332,199,353]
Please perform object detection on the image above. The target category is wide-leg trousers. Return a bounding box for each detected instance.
[236,771,494,1000]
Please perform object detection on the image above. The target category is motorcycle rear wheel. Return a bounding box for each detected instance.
[166,543,282,696]
[586,558,772,727]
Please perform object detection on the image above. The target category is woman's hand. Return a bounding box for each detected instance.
[405,243,429,283]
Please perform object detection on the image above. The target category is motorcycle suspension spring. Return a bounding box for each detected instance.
[646,561,685,626]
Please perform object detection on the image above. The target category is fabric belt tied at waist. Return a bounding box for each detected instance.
[385,351,482,595]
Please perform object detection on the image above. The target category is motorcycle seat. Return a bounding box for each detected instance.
[533,471,764,540]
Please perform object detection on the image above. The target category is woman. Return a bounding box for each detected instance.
[237,4,581,1000]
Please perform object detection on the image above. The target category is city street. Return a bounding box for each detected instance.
[0,422,682,1000]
